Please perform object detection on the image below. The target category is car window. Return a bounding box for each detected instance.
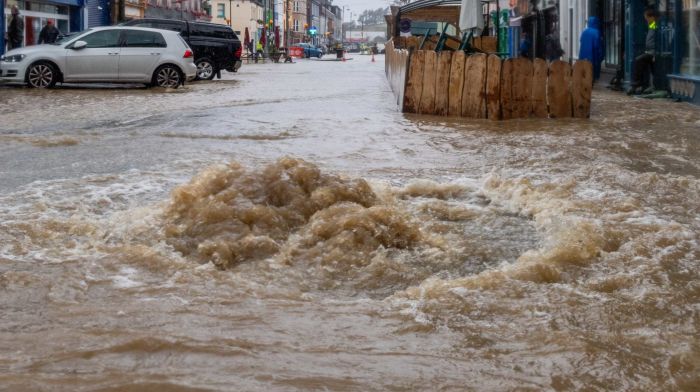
[152,21,186,34]
[191,23,235,40]
[80,30,121,48]
[123,30,167,48]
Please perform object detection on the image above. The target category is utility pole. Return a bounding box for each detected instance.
[286,0,291,48]
[0,0,5,55]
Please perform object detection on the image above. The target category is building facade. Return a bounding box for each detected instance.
[210,0,262,39]
[142,0,211,21]
[2,0,83,54]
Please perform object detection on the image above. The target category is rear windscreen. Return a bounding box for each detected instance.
[191,23,237,40]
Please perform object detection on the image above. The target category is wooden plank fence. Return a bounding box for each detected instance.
[385,41,594,120]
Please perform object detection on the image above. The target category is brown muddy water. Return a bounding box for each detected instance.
[1,57,699,391]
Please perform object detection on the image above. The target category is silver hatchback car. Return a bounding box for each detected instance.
[0,26,197,88]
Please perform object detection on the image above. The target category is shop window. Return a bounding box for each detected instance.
[57,19,68,35]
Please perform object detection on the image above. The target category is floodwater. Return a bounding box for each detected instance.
[1,56,699,391]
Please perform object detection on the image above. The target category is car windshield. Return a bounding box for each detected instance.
[52,29,91,45]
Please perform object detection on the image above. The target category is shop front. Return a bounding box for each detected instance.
[3,0,82,54]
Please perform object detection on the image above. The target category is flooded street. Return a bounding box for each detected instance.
[1,55,699,391]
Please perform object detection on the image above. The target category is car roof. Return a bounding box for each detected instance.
[92,26,181,35]
[134,18,233,30]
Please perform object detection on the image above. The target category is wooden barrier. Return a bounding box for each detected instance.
[384,41,594,120]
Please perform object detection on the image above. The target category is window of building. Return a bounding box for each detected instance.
[294,1,299,12]
[294,19,299,32]
[217,3,226,18]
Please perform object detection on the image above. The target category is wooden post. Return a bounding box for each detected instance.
[462,53,487,118]
[500,58,514,120]
[404,50,425,113]
[419,50,438,115]
[547,60,573,118]
[511,57,533,118]
[532,58,548,118]
[448,51,466,116]
[435,51,453,116]
[486,54,502,120]
[572,60,593,118]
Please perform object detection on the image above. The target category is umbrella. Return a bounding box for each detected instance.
[274,26,280,48]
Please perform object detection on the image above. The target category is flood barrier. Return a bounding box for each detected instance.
[384,40,593,120]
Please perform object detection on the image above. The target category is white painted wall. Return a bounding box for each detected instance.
[559,0,589,62]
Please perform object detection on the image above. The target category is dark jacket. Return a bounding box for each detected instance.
[8,14,24,46]
[578,16,604,79]
[645,21,657,54]
[38,24,60,44]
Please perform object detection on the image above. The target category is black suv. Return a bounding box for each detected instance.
[123,18,242,80]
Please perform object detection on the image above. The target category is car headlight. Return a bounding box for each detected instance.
[0,54,26,63]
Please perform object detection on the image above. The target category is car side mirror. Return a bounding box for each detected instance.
[72,41,87,50]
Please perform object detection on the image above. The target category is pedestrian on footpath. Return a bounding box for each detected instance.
[38,20,60,44]
[255,41,263,63]
[628,8,659,95]
[578,16,604,81]
[6,5,24,51]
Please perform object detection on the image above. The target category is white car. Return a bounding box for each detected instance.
[0,26,197,88]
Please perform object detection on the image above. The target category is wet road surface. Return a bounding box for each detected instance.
[1,55,699,391]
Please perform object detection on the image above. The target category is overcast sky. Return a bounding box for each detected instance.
[339,0,395,22]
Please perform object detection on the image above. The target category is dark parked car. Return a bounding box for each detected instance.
[123,18,242,80]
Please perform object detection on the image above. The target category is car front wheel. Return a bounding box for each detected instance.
[26,62,57,88]
[153,65,181,88]
[195,58,215,80]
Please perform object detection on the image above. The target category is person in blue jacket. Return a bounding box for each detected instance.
[578,16,604,80]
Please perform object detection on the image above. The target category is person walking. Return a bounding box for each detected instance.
[545,22,564,61]
[38,20,60,44]
[628,8,659,95]
[255,41,263,63]
[6,5,24,51]
[578,16,604,81]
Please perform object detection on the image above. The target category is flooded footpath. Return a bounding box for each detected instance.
[0,55,699,391]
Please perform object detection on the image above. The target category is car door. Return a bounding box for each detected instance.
[64,29,122,81]
[119,29,167,82]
